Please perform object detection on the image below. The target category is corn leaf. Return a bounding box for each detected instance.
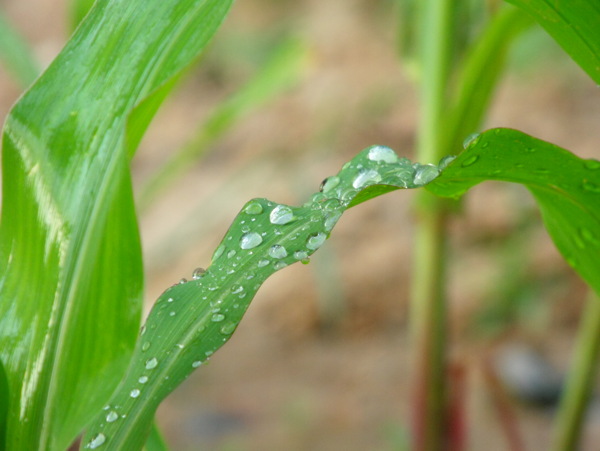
[83,128,599,449]
[506,0,600,84]
[0,0,233,449]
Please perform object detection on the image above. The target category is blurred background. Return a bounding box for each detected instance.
[1,0,600,449]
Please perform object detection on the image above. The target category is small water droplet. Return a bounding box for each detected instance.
[294,250,308,260]
[106,411,118,423]
[192,360,203,368]
[438,155,456,170]
[353,169,382,189]
[87,433,106,449]
[583,180,600,193]
[240,232,263,249]
[257,259,270,268]
[179,278,187,284]
[231,285,244,294]
[412,164,440,185]
[368,145,398,163]
[145,358,158,369]
[220,322,236,335]
[584,159,600,170]
[461,155,479,167]
[462,133,481,149]
[340,189,358,204]
[167,297,174,303]
[211,313,225,322]
[169,311,176,317]
[270,205,295,225]
[142,342,150,352]
[320,176,340,193]
[244,201,264,215]
[274,261,288,270]
[138,376,148,384]
[268,244,288,259]
[130,389,140,398]
[192,268,206,279]
[212,245,225,261]
[307,232,327,250]
[227,250,237,258]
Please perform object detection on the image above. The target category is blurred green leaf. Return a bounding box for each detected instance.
[506,0,600,84]
[0,0,232,449]
[0,8,40,87]
[428,128,600,296]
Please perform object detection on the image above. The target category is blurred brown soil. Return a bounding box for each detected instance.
[2,0,600,450]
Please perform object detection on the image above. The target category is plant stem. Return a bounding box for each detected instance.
[552,293,600,451]
[410,0,455,448]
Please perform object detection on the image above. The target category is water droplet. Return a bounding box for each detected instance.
[145,358,158,369]
[584,159,600,170]
[462,133,481,149]
[167,297,174,303]
[179,278,187,284]
[220,322,236,335]
[324,211,343,232]
[192,268,206,279]
[240,232,263,249]
[87,433,106,449]
[231,285,244,294]
[320,176,340,193]
[581,228,600,245]
[106,411,118,423]
[368,145,398,163]
[138,376,148,384]
[307,232,327,250]
[244,201,263,215]
[352,169,382,189]
[412,164,440,185]
[583,180,600,193]
[268,245,288,259]
[227,250,237,258]
[130,389,140,398]
[257,259,270,268]
[192,360,202,368]
[461,155,479,167]
[270,205,295,225]
[213,244,225,261]
[141,342,150,352]
[274,261,288,270]
[321,198,340,211]
[169,311,176,317]
[294,250,308,260]
[211,313,225,322]
[340,189,358,204]
[438,155,456,170]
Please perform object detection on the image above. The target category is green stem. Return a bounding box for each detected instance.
[410,0,455,448]
[552,293,600,451]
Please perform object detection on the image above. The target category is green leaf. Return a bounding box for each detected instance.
[83,129,600,449]
[428,128,600,295]
[0,0,233,449]
[506,0,600,84]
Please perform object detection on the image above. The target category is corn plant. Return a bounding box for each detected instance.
[0,0,598,450]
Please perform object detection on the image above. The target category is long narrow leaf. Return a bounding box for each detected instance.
[0,0,233,449]
[0,8,40,87]
[83,128,599,449]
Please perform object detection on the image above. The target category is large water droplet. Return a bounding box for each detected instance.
[240,232,263,249]
[461,155,479,167]
[211,313,225,322]
[130,389,140,398]
[462,133,481,149]
[244,201,264,215]
[368,145,398,163]
[145,358,158,370]
[306,232,327,250]
[106,411,118,423]
[192,268,206,279]
[320,176,340,193]
[352,169,382,189]
[269,244,288,259]
[413,164,440,185]
[270,205,295,225]
[87,433,106,449]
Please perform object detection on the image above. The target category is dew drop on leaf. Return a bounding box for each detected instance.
[412,164,440,185]
[461,155,479,167]
[106,411,118,423]
[212,244,225,261]
[192,361,202,368]
[138,376,148,384]
[306,232,327,250]
[293,250,308,261]
[220,322,236,335]
[320,176,340,193]
[462,133,481,149]
[192,267,206,279]
[86,433,106,449]
[141,342,150,352]
[438,155,456,170]
[240,232,263,249]
[269,205,295,225]
[352,169,382,189]
[244,200,263,215]
[130,389,140,398]
[257,259,270,267]
[268,244,288,259]
[179,278,187,284]
[274,261,288,270]
[583,180,600,193]
[367,145,398,163]
[211,313,225,322]
[145,358,158,369]
[227,250,237,258]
